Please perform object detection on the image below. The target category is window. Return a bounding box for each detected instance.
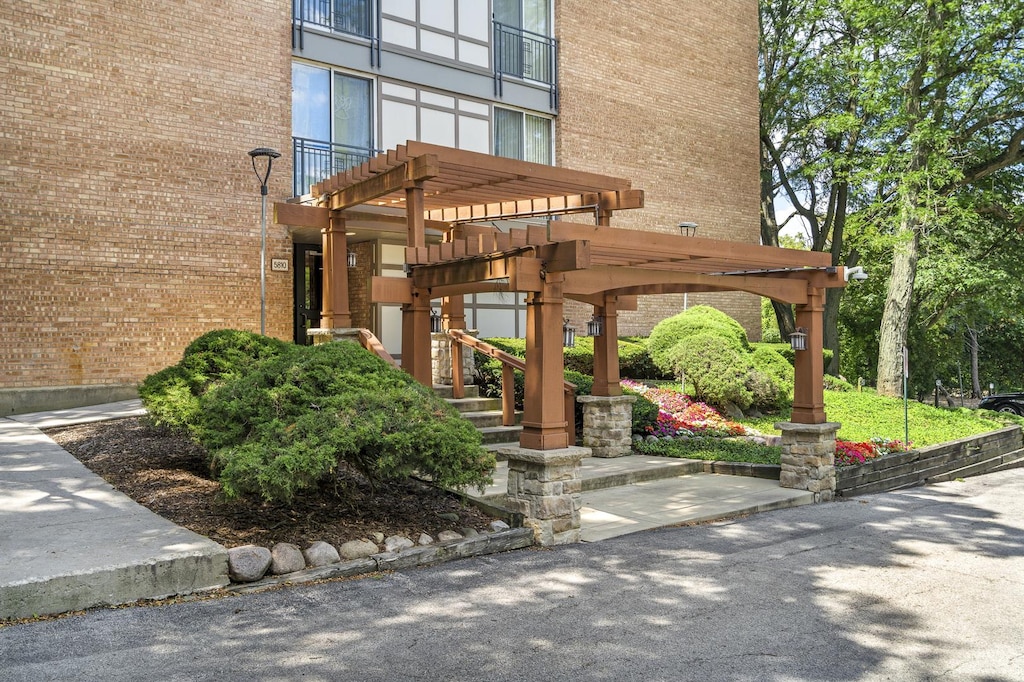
[493,0,554,84]
[494,108,551,164]
[292,62,374,194]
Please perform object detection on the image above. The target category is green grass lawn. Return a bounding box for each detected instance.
[738,389,1019,447]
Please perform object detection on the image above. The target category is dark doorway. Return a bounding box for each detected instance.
[293,243,322,345]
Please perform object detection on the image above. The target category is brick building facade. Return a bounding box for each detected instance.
[0,0,761,413]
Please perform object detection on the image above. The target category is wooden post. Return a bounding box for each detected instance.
[791,286,827,424]
[406,181,426,249]
[401,287,433,387]
[450,335,465,399]
[520,273,569,450]
[591,296,622,397]
[320,212,352,329]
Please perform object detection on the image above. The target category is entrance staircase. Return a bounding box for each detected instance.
[434,384,522,455]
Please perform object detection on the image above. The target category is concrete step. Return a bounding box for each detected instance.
[445,397,503,413]
[468,455,705,502]
[477,425,523,446]
[433,384,480,400]
[459,410,523,429]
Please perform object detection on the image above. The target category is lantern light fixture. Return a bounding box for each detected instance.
[678,221,698,237]
[790,327,808,352]
[347,250,357,268]
[430,309,443,333]
[587,314,604,337]
[563,319,576,348]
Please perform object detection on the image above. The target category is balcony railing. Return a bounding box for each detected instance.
[293,0,381,66]
[293,137,378,197]
[493,21,559,109]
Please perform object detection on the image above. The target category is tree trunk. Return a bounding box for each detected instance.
[968,327,981,397]
[824,288,842,376]
[876,217,921,396]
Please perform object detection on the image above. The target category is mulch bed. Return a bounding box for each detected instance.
[45,417,498,549]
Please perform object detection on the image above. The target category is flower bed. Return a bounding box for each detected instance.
[834,437,912,467]
[623,380,747,437]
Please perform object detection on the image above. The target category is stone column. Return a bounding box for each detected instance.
[499,445,590,546]
[776,421,840,502]
[431,331,475,386]
[578,394,636,458]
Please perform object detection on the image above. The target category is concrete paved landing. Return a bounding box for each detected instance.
[580,473,815,542]
[469,455,815,543]
[0,413,228,621]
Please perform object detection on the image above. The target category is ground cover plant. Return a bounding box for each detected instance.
[737,389,1014,447]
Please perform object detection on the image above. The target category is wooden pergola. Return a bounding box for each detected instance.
[276,142,847,451]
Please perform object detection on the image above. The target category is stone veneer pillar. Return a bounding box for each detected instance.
[308,328,361,345]
[430,331,476,386]
[577,394,636,458]
[776,421,840,502]
[498,445,591,546]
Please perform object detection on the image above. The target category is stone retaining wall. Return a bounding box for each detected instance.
[836,425,1023,497]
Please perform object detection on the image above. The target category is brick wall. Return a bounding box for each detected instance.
[0,1,293,389]
[555,0,762,338]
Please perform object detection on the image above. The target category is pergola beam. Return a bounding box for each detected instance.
[563,267,815,304]
[327,154,439,211]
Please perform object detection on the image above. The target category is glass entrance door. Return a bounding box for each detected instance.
[294,243,323,345]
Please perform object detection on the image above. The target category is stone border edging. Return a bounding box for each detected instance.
[225,528,535,594]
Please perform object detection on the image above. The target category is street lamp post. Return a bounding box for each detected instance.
[248,147,281,335]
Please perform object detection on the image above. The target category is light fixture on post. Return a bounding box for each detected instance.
[347,250,357,268]
[563,319,576,348]
[587,313,604,337]
[248,147,281,335]
[678,221,698,237]
[789,327,808,352]
[430,308,443,333]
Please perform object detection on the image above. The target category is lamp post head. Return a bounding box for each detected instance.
[248,147,281,195]
[678,221,698,237]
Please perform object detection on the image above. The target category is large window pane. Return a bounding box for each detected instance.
[494,108,523,160]
[523,113,551,164]
[333,72,372,150]
[292,63,330,141]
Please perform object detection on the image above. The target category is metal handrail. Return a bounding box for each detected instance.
[492,20,559,109]
[447,329,576,442]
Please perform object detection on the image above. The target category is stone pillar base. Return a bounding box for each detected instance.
[431,331,476,386]
[497,445,591,546]
[577,394,637,458]
[775,421,840,502]
[307,328,362,345]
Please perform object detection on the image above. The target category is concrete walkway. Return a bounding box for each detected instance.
[0,402,228,620]
[0,402,812,619]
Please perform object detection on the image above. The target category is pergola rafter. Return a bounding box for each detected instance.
[276,142,848,449]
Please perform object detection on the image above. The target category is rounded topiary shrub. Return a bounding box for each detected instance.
[139,329,291,434]
[664,333,756,410]
[197,341,494,503]
[647,306,751,375]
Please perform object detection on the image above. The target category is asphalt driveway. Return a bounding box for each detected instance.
[3,468,1023,681]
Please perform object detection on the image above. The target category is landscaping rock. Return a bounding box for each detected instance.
[339,539,379,560]
[302,541,341,567]
[489,520,511,532]
[438,530,463,542]
[228,545,272,583]
[722,401,744,420]
[371,532,385,544]
[461,528,480,538]
[269,543,305,575]
[384,535,415,552]
[418,533,434,546]
[437,512,460,522]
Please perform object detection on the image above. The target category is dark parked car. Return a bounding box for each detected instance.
[979,392,1024,415]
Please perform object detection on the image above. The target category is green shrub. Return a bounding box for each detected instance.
[619,338,669,379]
[634,436,782,465]
[663,333,756,409]
[647,306,751,375]
[750,342,833,369]
[196,342,494,503]
[824,374,854,392]
[139,329,290,433]
[625,386,660,434]
[750,345,794,410]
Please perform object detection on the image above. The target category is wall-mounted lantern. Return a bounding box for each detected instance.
[587,314,604,337]
[563,319,576,348]
[789,327,808,352]
[430,309,443,333]
[347,250,357,268]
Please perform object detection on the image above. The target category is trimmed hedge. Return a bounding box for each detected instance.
[647,306,751,374]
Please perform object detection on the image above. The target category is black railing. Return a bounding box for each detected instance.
[293,137,378,196]
[493,21,558,109]
[293,0,381,66]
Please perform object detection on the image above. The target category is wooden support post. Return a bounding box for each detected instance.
[406,181,426,249]
[401,287,433,387]
[502,364,516,427]
[520,273,569,450]
[791,286,827,424]
[451,335,465,399]
[591,297,622,397]
[442,295,466,331]
[320,212,352,329]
